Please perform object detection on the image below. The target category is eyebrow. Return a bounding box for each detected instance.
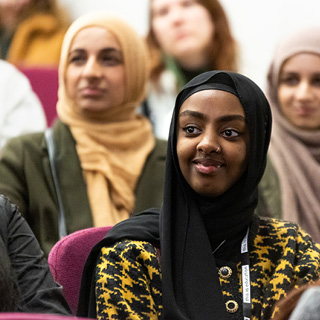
[68,47,123,56]
[179,110,245,123]
[281,70,320,76]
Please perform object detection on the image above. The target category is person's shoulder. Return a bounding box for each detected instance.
[144,138,167,164]
[20,12,67,32]
[100,240,160,266]
[3,131,45,150]
[0,195,19,233]
[258,216,303,236]
[102,240,158,255]
[154,138,167,153]
[0,60,18,74]
[0,60,31,87]
[258,216,299,228]
[257,216,320,248]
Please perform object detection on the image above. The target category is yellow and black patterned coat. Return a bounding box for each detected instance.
[95,216,320,320]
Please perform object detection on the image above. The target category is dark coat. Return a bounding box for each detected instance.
[0,194,71,314]
[0,120,166,255]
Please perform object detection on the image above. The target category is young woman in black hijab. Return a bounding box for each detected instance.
[77,71,320,320]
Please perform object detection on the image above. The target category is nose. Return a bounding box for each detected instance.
[169,6,184,25]
[82,56,102,79]
[197,132,220,154]
[295,81,313,101]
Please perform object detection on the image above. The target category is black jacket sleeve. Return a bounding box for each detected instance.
[0,195,71,314]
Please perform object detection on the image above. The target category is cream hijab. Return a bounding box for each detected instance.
[57,12,155,226]
[267,26,320,242]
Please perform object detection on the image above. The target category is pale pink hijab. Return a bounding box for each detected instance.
[267,26,320,242]
[57,12,154,226]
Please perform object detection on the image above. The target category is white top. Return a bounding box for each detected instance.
[0,60,47,149]
[146,70,178,141]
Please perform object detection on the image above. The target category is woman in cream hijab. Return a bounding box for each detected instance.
[259,26,320,242]
[0,12,166,256]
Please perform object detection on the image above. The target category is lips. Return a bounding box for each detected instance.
[80,87,105,97]
[294,105,316,117]
[193,158,224,175]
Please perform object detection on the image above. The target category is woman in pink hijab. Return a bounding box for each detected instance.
[259,26,320,243]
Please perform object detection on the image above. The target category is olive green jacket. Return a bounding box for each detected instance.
[256,156,282,220]
[0,121,167,256]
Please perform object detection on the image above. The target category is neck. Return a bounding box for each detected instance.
[176,52,209,70]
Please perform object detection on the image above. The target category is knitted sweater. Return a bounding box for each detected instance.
[95,217,320,320]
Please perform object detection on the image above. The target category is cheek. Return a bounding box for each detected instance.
[229,143,248,173]
[65,68,77,99]
[191,8,214,36]
[111,69,126,99]
[176,138,193,168]
[116,72,126,89]
[315,90,320,100]
[152,19,169,47]
[277,86,291,107]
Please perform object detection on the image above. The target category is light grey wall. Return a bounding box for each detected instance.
[59,0,149,35]
[221,0,320,89]
[58,0,320,90]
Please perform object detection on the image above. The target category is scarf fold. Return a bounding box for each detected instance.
[57,12,154,226]
[267,26,320,242]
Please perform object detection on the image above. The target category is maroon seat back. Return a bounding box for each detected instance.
[48,226,112,314]
[20,67,59,126]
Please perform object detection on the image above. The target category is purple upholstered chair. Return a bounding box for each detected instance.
[48,226,112,314]
[20,67,59,126]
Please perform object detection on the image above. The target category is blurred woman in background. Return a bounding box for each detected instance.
[259,26,320,242]
[0,0,69,67]
[0,12,166,256]
[142,0,238,139]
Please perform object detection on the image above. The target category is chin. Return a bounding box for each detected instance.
[195,188,225,198]
[293,122,320,131]
[80,104,109,113]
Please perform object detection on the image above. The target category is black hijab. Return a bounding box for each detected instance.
[77,71,272,319]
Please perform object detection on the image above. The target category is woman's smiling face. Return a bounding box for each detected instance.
[177,89,249,197]
[278,52,320,130]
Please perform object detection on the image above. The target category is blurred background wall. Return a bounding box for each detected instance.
[58,0,320,90]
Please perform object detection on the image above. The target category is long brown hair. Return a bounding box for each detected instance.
[146,0,238,84]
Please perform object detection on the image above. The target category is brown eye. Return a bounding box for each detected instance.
[312,76,320,86]
[100,49,123,66]
[153,6,169,18]
[182,126,201,135]
[101,55,122,66]
[222,129,240,138]
[68,50,87,66]
[69,56,85,65]
[279,74,300,86]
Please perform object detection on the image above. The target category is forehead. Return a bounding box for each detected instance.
[152,0,194,9]
[179,89,244,117]
[281,52,320,74]
[70,26,121,51]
